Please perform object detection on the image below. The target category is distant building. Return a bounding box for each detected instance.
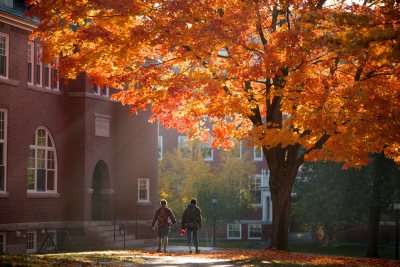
[0,0,158,253]
[158,125,273,241]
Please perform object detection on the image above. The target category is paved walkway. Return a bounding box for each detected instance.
[100,246,241,266]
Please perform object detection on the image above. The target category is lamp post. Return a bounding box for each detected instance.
[211,192,218,247]
[393,198,400,260]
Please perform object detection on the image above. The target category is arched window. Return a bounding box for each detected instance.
[27,127,57,192]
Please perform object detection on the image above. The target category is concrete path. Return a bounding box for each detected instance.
[99,246,241,266]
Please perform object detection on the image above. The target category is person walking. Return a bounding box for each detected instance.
[151,199,176,252]
[181,198,202,253]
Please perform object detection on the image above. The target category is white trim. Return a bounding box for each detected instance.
[93,85,109,97]
[253,146,263,161]
[0,109,7,193]
[0,12,37,32]
[248,223,262,240]
[201,141,213,161]
[232,141,242,159]
[137,178,150,202]
[227,223,242,240]
[0,32,9,78]
[26,230,37,253]
[178,135,191,157]
[250,174,262,205]
[51,58,59,90]
[35,45,42,86]
[43,63,51,89]
[27,127,58,193]
[27,41,34,85]
[0,232,5,253]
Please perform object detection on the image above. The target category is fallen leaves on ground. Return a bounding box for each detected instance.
[0,249,398,267]
[147,249,399,267]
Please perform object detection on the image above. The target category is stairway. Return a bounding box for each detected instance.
[85,221,147,249]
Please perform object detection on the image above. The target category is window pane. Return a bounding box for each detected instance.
[27,233,34,250]
[28,149,35,168]
[51,68,58,90]
[37,149,45,169]
[0,36,6,77]
[0,55,6,77]
[27,169,35,190]
[37,169,46,191]
[0,166,4,191]
[47,170,54,190]
[0,233,4,253]
[37,129,46,146]
[44,65,50,87]
[249,224,262,238]
[47,151,54,169]
[35,64,41,84]
[0,111,4,140]
[27,62,32,83]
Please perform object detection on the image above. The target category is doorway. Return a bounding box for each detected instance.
[91,160,111,221]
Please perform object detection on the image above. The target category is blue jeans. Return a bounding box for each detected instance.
[186,227,198,251]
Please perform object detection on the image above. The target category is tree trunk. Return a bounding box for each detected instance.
[366,155,384,258]
[268,154,300,250]
[366,201,381,258]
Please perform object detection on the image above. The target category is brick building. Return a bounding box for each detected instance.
[0,0,158,253]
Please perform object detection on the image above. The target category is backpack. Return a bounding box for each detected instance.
[185,207,197,228]
[158,207,169,226]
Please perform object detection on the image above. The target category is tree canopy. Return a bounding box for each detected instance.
[28,0,400,249]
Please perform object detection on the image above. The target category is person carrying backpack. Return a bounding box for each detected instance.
[181,198,202,253]
[151,199,176,252]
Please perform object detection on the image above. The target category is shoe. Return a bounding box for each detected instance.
[156,249,161,252]
[195,249,200,254]
[189,250,192,254]
[163,250,167,253]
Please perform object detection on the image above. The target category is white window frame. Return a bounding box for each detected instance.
[35,45,42,86]
[178,136,191,158]
[232,141,242,159]
[249,174,262,205]
[27,41,34,84]
[27,127,58,193]
[0,232,5,253]
[26,231,37,253]
[51,58,59,90]
[248,224,262,240]
[93,84,109,97]
[137,178,150,202]
[0,109,7,193]
[201,141,213,161]
[227,223,242,239]
[0,33,9,78]
[46,230,57,252]
[254,146,263,161]
[158,136,163,161]
[43,63,51,89]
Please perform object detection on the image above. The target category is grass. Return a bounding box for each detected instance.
[288,241,396,259]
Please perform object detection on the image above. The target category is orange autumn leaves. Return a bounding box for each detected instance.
[145,249,399,267]
[27,0,400,166]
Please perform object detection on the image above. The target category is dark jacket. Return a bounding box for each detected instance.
[152,206,176,227]
[181,204,202,229]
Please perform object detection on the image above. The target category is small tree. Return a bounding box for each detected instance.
[159,141,256,228]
